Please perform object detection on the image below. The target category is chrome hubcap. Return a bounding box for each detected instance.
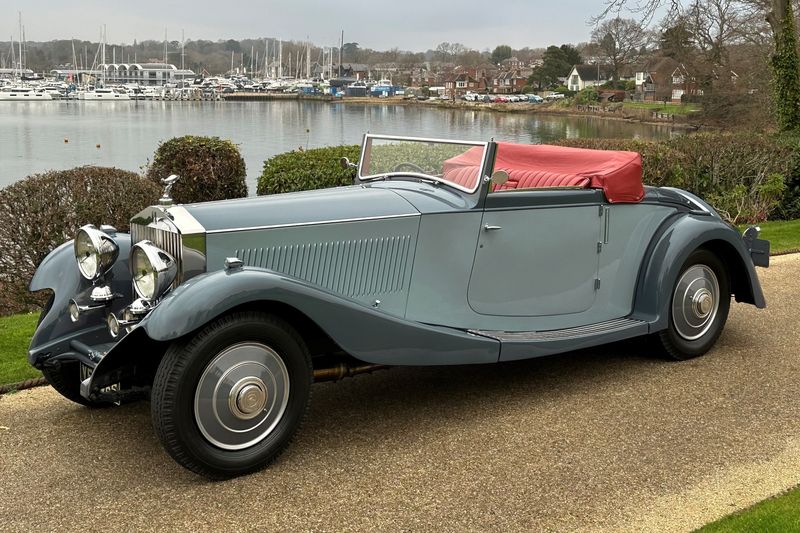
[229,378,268,420]
[194,342,290,450]
[672,265,720,341]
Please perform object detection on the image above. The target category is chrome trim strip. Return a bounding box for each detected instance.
[205,213,420,234]
[357,134,489,194]
[470,318,644,342]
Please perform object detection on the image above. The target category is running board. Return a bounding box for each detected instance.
[470,318,649,361]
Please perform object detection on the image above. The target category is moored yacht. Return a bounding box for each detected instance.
[0,86,53,101]
[78,87,131,101]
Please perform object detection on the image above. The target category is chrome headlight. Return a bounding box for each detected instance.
[131,241,177,300]
[74,225,119,281]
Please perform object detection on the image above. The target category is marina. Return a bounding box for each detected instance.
[0,99,675,193]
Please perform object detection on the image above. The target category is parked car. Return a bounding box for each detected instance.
[526,94,544,103]
[28,134,769,479]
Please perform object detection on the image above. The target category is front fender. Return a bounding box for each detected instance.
[28,233,134,368]
[632,214,766,331]
[141,267,500,366]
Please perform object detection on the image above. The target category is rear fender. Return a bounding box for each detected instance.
[139,267,500,366]
[632,215,765,331]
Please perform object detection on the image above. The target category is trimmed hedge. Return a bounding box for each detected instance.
[553,133,791,224]
[0,167,160,316]
[257,133,794,224]
[147,136,247,203]
[257,145,359,195]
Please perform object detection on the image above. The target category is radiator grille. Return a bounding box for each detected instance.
[236,236,413,297]
[130,223,184,286]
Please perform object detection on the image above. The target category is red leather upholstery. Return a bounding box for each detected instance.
[442,166,480,188]
[495,169,591,190]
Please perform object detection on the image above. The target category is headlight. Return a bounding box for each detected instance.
[131,241,177,300]
[74,225,119,281]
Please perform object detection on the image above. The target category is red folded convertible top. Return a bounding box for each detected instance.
[442,142,645,203]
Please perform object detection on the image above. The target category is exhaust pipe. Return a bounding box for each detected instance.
[313,362,388,383]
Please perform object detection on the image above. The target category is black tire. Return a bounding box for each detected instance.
[151,311,312,480]
[657,249,731,360]
[42,362,104,407]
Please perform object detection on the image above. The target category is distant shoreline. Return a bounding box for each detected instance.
[321,95,700,130]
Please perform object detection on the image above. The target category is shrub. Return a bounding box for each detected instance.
[147,136,247,204]
[554,133,791,223]
[257,145,359,195]
[774,133,800,219]
[574,87,600,105]
[0,167,160,316]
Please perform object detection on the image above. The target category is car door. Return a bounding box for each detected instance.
[467,189,604,317]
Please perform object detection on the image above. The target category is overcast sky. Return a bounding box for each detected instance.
[2,0,612,51]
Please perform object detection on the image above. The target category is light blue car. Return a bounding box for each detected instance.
[28,134,769,478]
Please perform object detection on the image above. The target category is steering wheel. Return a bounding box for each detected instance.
[392,162,427,173]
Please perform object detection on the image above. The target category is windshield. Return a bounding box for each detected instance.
[358,135,488,193]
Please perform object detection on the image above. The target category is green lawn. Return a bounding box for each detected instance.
[747,219,800,254]
[695,486,800,532]
[0,312,40,385]
[623,101,701,115]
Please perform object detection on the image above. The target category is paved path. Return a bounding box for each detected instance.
[1,255,798,532]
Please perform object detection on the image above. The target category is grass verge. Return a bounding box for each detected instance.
[0,312,40,385]
[746,219,800,255]
[623,101,701,115]
[695,486,800,532]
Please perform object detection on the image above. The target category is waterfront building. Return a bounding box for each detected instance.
[50,63,195,86]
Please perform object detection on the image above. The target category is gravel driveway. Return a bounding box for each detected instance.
[1,255,798,533]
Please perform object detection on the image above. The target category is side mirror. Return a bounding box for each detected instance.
[490,170,509,186]
[339,157,356,170]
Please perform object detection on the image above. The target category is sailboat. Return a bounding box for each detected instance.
[78,26,130,101]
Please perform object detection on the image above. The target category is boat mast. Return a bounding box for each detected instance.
[101,25,106,87]
[181,29,185,71]
[18,12,23,78]
[306,38,311,80]
[278,40,282,79]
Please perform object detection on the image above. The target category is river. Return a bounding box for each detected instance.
[0,100,676,193]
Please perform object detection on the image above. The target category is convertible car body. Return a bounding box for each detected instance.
[28,134,769,478]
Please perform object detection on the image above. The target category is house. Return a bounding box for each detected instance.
[335,63,369,80]
[501,57,525,70]
[444,73,485,98]
[634,57,701,103]
[492,69,527,94]
[566,64,612,92]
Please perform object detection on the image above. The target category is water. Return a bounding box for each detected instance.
[0,100,675,193]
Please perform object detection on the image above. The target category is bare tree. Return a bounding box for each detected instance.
[590,17,650,77]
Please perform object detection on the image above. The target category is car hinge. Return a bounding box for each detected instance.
[597,242,602,253]
[594,278,601,290]
[598,205,604,216]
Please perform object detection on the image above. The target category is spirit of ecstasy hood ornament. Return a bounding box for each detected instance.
[159,174,180,206]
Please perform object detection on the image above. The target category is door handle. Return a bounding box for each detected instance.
[483,224,502,231]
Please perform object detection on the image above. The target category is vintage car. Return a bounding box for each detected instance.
[28,134,770,479]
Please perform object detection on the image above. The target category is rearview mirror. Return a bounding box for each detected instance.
[339,157,356,170]
[491,170,509,186]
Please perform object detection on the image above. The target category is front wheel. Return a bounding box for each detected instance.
[656,249,730,360]
[151,311,312,479]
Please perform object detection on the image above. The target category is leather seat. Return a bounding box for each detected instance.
[496,169,591,190]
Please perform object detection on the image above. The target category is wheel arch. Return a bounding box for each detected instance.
[632,215,765,332]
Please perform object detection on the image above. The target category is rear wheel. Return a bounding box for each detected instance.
[151,311,312,479]
[657,249,730,360]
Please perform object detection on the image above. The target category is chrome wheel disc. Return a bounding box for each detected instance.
[672,265,720,341]
[194,342,290,450]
